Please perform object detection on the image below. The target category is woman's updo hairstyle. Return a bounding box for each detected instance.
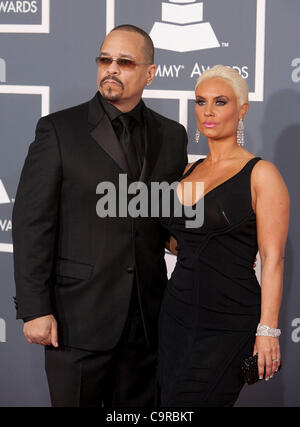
[195,65,249,107]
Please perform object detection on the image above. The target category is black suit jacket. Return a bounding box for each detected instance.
[12,93,188,351]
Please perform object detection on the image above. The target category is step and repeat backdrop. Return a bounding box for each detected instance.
[0,0,300,406]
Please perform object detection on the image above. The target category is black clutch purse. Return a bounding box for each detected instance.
[241,354,281,385]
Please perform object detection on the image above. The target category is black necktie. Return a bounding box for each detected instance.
[118,114,140,180]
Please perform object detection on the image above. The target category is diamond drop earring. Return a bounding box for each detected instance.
[195,129,200,144]
[237,118,245,147]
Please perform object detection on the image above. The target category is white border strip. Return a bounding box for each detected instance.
[142,89,192,129]
[106,0,115,34]
[0,85,50,253]
[0,85,50,117]
[0,243,13,253]
[0,0,50,33]
[254,0,266,102]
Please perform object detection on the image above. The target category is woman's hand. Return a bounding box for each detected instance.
[165,236,178,256]
[253,336,281,380]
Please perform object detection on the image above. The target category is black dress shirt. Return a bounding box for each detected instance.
[97,92,145,176]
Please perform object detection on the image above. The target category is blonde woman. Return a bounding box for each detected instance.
[158,65,289,406]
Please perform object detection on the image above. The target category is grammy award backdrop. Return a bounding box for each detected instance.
[1,0,300,406]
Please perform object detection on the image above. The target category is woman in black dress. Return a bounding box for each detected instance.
[158,65,289,407]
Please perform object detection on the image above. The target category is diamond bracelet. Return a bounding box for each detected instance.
[256,323,281,338]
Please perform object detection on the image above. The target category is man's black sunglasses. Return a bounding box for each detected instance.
[95,56,152,70]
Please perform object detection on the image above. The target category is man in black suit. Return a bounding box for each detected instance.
[12,25,187,407]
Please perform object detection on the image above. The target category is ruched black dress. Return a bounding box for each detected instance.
[158,157,262,407]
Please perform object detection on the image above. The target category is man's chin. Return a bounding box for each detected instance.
[100,88,122,103]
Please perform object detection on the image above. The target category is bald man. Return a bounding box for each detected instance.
[13,25,187,407]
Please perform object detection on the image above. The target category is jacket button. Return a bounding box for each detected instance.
[127,267,134,274]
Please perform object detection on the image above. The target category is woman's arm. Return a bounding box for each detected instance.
[252,160,290,380]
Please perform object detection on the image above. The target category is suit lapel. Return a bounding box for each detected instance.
[88,94,163,182]
[88,93,131,176]
[139,105,163,183]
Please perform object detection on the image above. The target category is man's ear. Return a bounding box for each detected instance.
[146,64,157,86]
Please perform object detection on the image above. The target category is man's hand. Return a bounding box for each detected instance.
[23,314,58,347]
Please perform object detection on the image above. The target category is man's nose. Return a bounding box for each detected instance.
[106,59,120,74]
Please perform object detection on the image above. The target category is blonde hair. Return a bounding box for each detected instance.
[195,65,249,106]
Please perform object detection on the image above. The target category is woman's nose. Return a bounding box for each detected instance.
[204,104,214,116]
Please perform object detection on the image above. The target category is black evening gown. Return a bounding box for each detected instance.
[158,157,262,407]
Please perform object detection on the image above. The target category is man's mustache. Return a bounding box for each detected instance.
[100,76,124,90]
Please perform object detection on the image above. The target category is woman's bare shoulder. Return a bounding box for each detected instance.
[251,159,289,195]
[252,159,281,180]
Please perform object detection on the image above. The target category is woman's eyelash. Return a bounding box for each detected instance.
[195,99,227,105]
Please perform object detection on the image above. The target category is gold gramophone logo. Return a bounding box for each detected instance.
[150,0,220,52]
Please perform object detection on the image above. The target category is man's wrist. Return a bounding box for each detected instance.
[23,313,52,323]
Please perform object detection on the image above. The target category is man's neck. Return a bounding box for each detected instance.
[106,97,142,114]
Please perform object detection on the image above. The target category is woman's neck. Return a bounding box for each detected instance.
[205,138,243,163]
